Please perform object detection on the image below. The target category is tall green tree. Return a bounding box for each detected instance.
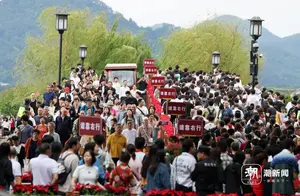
[0,7,152,115]
[158,21,251,82]
[15,7,151,85]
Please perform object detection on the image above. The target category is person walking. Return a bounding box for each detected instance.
[107,124,127,165]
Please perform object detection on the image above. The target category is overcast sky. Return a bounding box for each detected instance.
[101,0,299,38]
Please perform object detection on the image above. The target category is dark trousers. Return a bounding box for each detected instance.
[175,183,193,192]
[112,158,119,166]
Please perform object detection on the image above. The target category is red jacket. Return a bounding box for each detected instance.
[24,138,41,158]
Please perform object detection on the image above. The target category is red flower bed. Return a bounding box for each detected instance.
[146,191,254,196]
[73,183,128,195]
[147,82,174,137]
[21,171,32,183]
[105,184,128,195]
[146,189,197,196]
[13,184,58,195]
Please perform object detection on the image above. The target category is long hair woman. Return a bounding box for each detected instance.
[146,150,171,192]
[126,144,142,181]
[141,145,158,189]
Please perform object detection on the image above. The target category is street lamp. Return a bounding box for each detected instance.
[249,16,263,89]
[56,12,69,86]
[212,51,220,70]
[249,16,264,41]
[79,45,87,67]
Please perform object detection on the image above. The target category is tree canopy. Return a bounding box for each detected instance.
[0,7,152,115]
[158,21,251,82]
[15,7,151,84]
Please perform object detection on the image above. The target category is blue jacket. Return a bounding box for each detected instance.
[146,163,171,192]
[79,158,105,180]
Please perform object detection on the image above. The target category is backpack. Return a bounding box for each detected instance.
[57,153,74,185]
[207,107,215,118]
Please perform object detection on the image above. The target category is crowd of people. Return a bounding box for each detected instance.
[0,63,299,196]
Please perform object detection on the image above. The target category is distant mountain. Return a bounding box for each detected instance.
[214,15,300,88]
[0,0,299,88]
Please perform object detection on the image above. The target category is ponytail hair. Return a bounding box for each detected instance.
[126,144,136,160]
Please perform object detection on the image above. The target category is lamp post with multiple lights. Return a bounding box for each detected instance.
[249,16,263,89]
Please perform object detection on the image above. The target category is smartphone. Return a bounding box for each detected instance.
[159,121,168,125]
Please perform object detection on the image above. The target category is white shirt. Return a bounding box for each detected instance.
[172,152,197,188]
[59,93,74,101]
[204,122,216,131]
[246,94,260,107]
[11,158,21,181]
[136,151,146,162]
[10,158,22,190]
[73,165,99,185]
[113,82,121,95]
[120,86,130,98]
[286,102,293,112]
[29,154,58,185]
[29,116,36,127]
[70,76,80,88]
[136,106,148,116]
[194,87,200,94]
[2,121,10,129]
[234,83,244,91]
[121,129,137,145]
[130,89,138,98]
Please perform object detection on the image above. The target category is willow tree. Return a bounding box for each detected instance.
[0,7,152,114]
[15,7,152,86]
[158,21,250,81]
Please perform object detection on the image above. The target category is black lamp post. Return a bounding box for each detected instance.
[212,51,220,71]
[56,12,69,86]
[249,16,263,89]
[79,45,87,67]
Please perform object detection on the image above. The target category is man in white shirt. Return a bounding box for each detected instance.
[194,81,201,95]
[29,143,58,185]
[136,99,148,117]
[246,89,261,108]
[70,72,81,89]
[120,80,130,99]
[9,147,22,186]
[172,139,197,192]
[233,78,244,91]
[112,77,121,95]
[122,120,137,145]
